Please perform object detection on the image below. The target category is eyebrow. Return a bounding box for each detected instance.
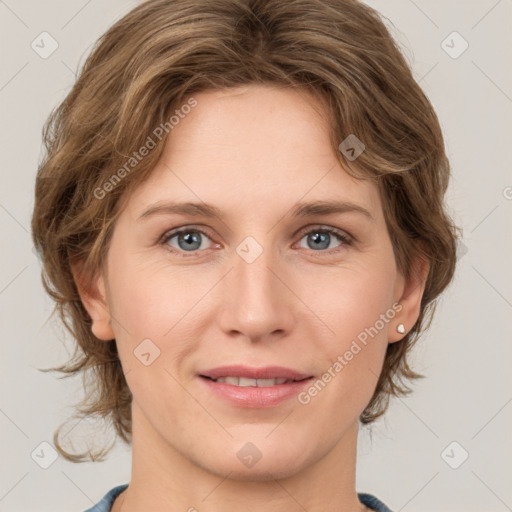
[137,200,374,222]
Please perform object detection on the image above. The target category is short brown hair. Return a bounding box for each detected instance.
[31,0,459,462]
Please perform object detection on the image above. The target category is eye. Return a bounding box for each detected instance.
[161,228,214,255]
[296,226,352,252]
[160,225,352,257]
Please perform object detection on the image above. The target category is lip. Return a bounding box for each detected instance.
[199,365,311,381]
[198,365,313,408]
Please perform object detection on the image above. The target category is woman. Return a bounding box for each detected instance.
[31,0,458,511]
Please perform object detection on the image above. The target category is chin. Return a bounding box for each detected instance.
[214,459,303,482]
[197,441,309,482]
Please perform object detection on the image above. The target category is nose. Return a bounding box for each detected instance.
[217,241,297,343]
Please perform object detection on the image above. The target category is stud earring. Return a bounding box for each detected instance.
[396,323,405,334]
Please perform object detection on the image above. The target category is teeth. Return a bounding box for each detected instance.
[257,378,280,386]
[239,377,257,387]
[214,376,290,386]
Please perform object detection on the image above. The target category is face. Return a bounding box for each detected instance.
[82,84,422,481]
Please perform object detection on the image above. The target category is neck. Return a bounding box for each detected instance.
[116,402,368,512]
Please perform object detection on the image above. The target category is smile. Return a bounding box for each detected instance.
[202,376,306,386]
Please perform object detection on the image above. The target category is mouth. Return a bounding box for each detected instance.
[198,364,313,384]
[199,375,312,387]
[197,365,314,408]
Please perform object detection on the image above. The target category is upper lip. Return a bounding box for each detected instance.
[199,365,312,381]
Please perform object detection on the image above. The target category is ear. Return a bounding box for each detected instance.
[71,262,115,341]
[389,257,429,343]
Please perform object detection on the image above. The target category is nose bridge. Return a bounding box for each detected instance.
[218,235,294,340]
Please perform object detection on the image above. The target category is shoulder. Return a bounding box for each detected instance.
[358,492,395,512]
[83,484,129,512]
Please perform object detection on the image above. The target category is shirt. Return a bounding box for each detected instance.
[83,484,394,512]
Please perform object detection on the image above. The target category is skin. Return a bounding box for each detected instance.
[76,84,427,512]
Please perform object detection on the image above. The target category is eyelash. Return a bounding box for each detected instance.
[159,225,353,258]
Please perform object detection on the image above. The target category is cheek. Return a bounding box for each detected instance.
[107,261,204,419]
[307,257,397,347]
[105,257,222,399]
[107,255,205,341]
[298,258,397,408]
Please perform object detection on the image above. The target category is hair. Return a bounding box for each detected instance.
[31,0,459,462]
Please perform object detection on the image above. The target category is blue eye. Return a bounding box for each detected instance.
[162,229,212,253]
[297,228,351,251]
[160,225,352,257]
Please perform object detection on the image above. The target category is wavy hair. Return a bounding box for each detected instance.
[31,0,459,462]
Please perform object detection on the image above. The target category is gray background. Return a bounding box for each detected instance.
[1,0,511,511]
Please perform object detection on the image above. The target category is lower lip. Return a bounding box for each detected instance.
[199,376,313,408]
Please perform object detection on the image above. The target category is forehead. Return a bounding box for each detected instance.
[124,85,381,220]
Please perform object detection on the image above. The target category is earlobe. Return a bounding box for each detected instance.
[71,263,115,341]
[389,258,429,343]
